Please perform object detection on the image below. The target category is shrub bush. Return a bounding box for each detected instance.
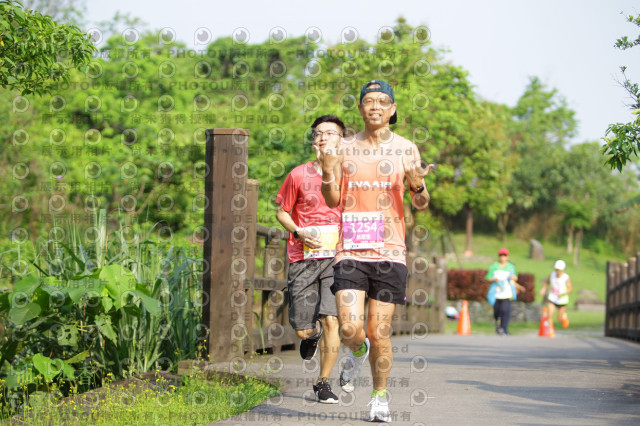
[447,269,535,303]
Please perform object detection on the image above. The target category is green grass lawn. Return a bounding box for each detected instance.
[444,309,605,337]
[447,232,626,301]
[9,371,279,425]
[439,232,615,337]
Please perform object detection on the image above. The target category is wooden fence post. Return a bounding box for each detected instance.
[605,261,612,337]
[636,253,640,336]
[262,237,281,329]
[202,128,249,362]
[242,179,259,355]
[262,235,287,353]
[631,257,638,336]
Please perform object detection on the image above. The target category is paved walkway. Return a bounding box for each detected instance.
[213,332,640,425]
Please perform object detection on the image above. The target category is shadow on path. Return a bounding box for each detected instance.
[449,379,640,421]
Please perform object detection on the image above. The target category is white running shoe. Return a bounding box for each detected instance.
[368,394,391,422]
[340,337,370,392]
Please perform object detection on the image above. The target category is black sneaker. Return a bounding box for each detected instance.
[300,325,323,360]
[313,378,338,404]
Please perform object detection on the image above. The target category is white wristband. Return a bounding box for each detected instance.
[321,175,335,184]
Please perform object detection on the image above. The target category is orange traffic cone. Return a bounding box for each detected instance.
[538,307,555,338]
[561,312,570,328]
[457,300,471,335]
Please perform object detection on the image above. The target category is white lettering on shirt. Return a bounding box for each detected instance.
[348,181,393,189]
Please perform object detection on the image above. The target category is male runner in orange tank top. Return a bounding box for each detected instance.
[318,80,434,422]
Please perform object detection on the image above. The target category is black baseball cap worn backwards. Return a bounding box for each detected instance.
[359,80,397,125]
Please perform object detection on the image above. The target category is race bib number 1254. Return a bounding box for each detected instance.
[342,211,385,250]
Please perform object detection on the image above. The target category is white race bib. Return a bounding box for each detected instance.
[303,225,340,259]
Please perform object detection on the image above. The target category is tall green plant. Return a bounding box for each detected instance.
[0,220,203,418]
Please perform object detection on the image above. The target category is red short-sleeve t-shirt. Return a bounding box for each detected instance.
[276,161,341,263]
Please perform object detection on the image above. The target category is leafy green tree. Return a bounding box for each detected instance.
[440,101,513,255]
[557,141,632,264]
[0,0,95,95]
[2,15,639,263]
[557,196,596,266]
[575,142,640,255]
[601,13,640,172]
[22,0,86,24]
[499,77,577,237]
[302,18,514,254]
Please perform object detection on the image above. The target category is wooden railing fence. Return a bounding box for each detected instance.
[202,128,446,362]
[606,254,640,342]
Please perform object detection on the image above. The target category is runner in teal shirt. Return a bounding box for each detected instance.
[485,248,524,335]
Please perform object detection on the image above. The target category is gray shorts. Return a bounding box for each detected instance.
[287,258,338,330]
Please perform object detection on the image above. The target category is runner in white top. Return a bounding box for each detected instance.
[539,260,573,328]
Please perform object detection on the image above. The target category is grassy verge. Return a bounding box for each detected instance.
[448,232,625,301]
[444,309,605,337]
[8,371,279,425]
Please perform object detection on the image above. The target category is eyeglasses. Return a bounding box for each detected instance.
[499,254,508,257]
[361,96,393,108]
[312,130,340,140]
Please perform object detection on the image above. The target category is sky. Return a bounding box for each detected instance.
[83,0,640,144]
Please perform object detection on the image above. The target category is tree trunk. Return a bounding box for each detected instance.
[566,226,574,253]
[497,212,509,242]
[573,228,583,266]
[464,205,473,257]
[446,226,463,267]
